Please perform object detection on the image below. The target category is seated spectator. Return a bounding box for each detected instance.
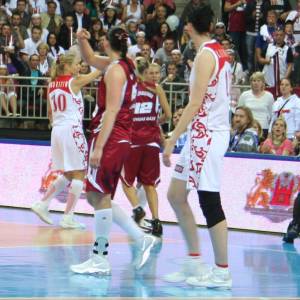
[262,26,293,88]
[128,31,154,59]
[127,21,139,45]
[101,5,121,32]
[47,32,65,61]
[220,37,234,50]
[228,106,258,152]
[27,13,49,43]
[253,119,264,145]
[86,0,102,20]
[145,4,167,42]
[146,0,175,21]
[150,21,173,51]
[260,117,294,155]
[89,19,105,51]
[72,0,92,31]
[0,23,25,53]
[11,12,28,40]
[238,71,274,137]
[227,49,244,84]
[57,14,75,50]
[286,0,300,44]
[255,9,278,69]
[37,43,53,76]
[212,21,232,44]
[22,25,43,56]
[9,50,45,117]
[169,48,188,81]
[29,0,61,15]
[12,0,31,27]
[139,42,152,62]
[0,64,18,116]
[154,36,175,65]
[122,0,144,26]
[269,78,300,139]
[284,20,296,48]
[41,1,63,35]
[261,0,291,24]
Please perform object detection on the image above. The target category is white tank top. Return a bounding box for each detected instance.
[189,40,231,131]
[126,3,142,24]
[48,75,84,127]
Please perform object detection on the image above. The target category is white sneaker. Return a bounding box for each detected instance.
[70,254,111,275]
[186,266,232,289]
[60,215,86,229]
[31,201,53,225]
[163,257,209,283]
[134,235,160,269]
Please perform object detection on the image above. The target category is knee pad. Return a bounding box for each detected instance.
[293,193,300,224]
[197,191,225,228]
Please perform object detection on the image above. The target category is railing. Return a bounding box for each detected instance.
[0,76,251,129]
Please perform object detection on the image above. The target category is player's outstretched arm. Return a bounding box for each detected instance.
[71,70,101,94]
[76,29,111,71]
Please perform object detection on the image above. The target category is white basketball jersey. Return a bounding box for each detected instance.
[189,40,231,131]
[48,75,84,127]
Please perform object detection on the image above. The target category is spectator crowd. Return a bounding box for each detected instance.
[1,0,300,156]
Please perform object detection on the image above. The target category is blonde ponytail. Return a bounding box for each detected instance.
[50,53,77,81]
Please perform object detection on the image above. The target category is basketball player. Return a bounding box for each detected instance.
[121,57,171,237]
[70,27,158,275]
[162,5,232,288]
[31,53,101,229]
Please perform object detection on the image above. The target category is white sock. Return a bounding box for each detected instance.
[41,175,69,207]
[64,179,84,215]
[111,202,144,241]
[94,208,113,240]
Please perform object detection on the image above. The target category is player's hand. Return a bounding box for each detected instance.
[90,147,103,169]
[163,139,175,167]
[76,29,91,41]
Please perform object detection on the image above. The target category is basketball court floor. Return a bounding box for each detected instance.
[0,207,299,299]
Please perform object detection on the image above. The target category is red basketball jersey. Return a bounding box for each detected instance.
[89,59,137,141]
[131,81,161,145]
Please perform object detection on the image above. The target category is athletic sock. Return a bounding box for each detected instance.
[94,208,113,240]
[216,263,229,268]
[111,202,144,241]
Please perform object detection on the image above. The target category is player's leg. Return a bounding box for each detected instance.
[70,191,112,274]
[163,177,205,282]
[58,169,86,229]
[139,145,162,236]
[186,131,231,289]
[121,146,146,224]
[31,128,70,224]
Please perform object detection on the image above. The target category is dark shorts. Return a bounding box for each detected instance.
[121,144,160,187]
[86,135,131,199]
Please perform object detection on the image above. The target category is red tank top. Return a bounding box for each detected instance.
[89,59,137,142]
[131,81,161,145]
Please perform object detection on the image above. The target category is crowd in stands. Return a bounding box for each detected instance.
[1,0,300,156]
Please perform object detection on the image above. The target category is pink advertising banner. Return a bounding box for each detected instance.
[1,142,299,233]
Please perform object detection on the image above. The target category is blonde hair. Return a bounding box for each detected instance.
[37,42,49,52]
[250,71,265,84]
[253,119,263,139]
[50,53,76,81]
[271,117,287,143]
[149,63,161,71]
